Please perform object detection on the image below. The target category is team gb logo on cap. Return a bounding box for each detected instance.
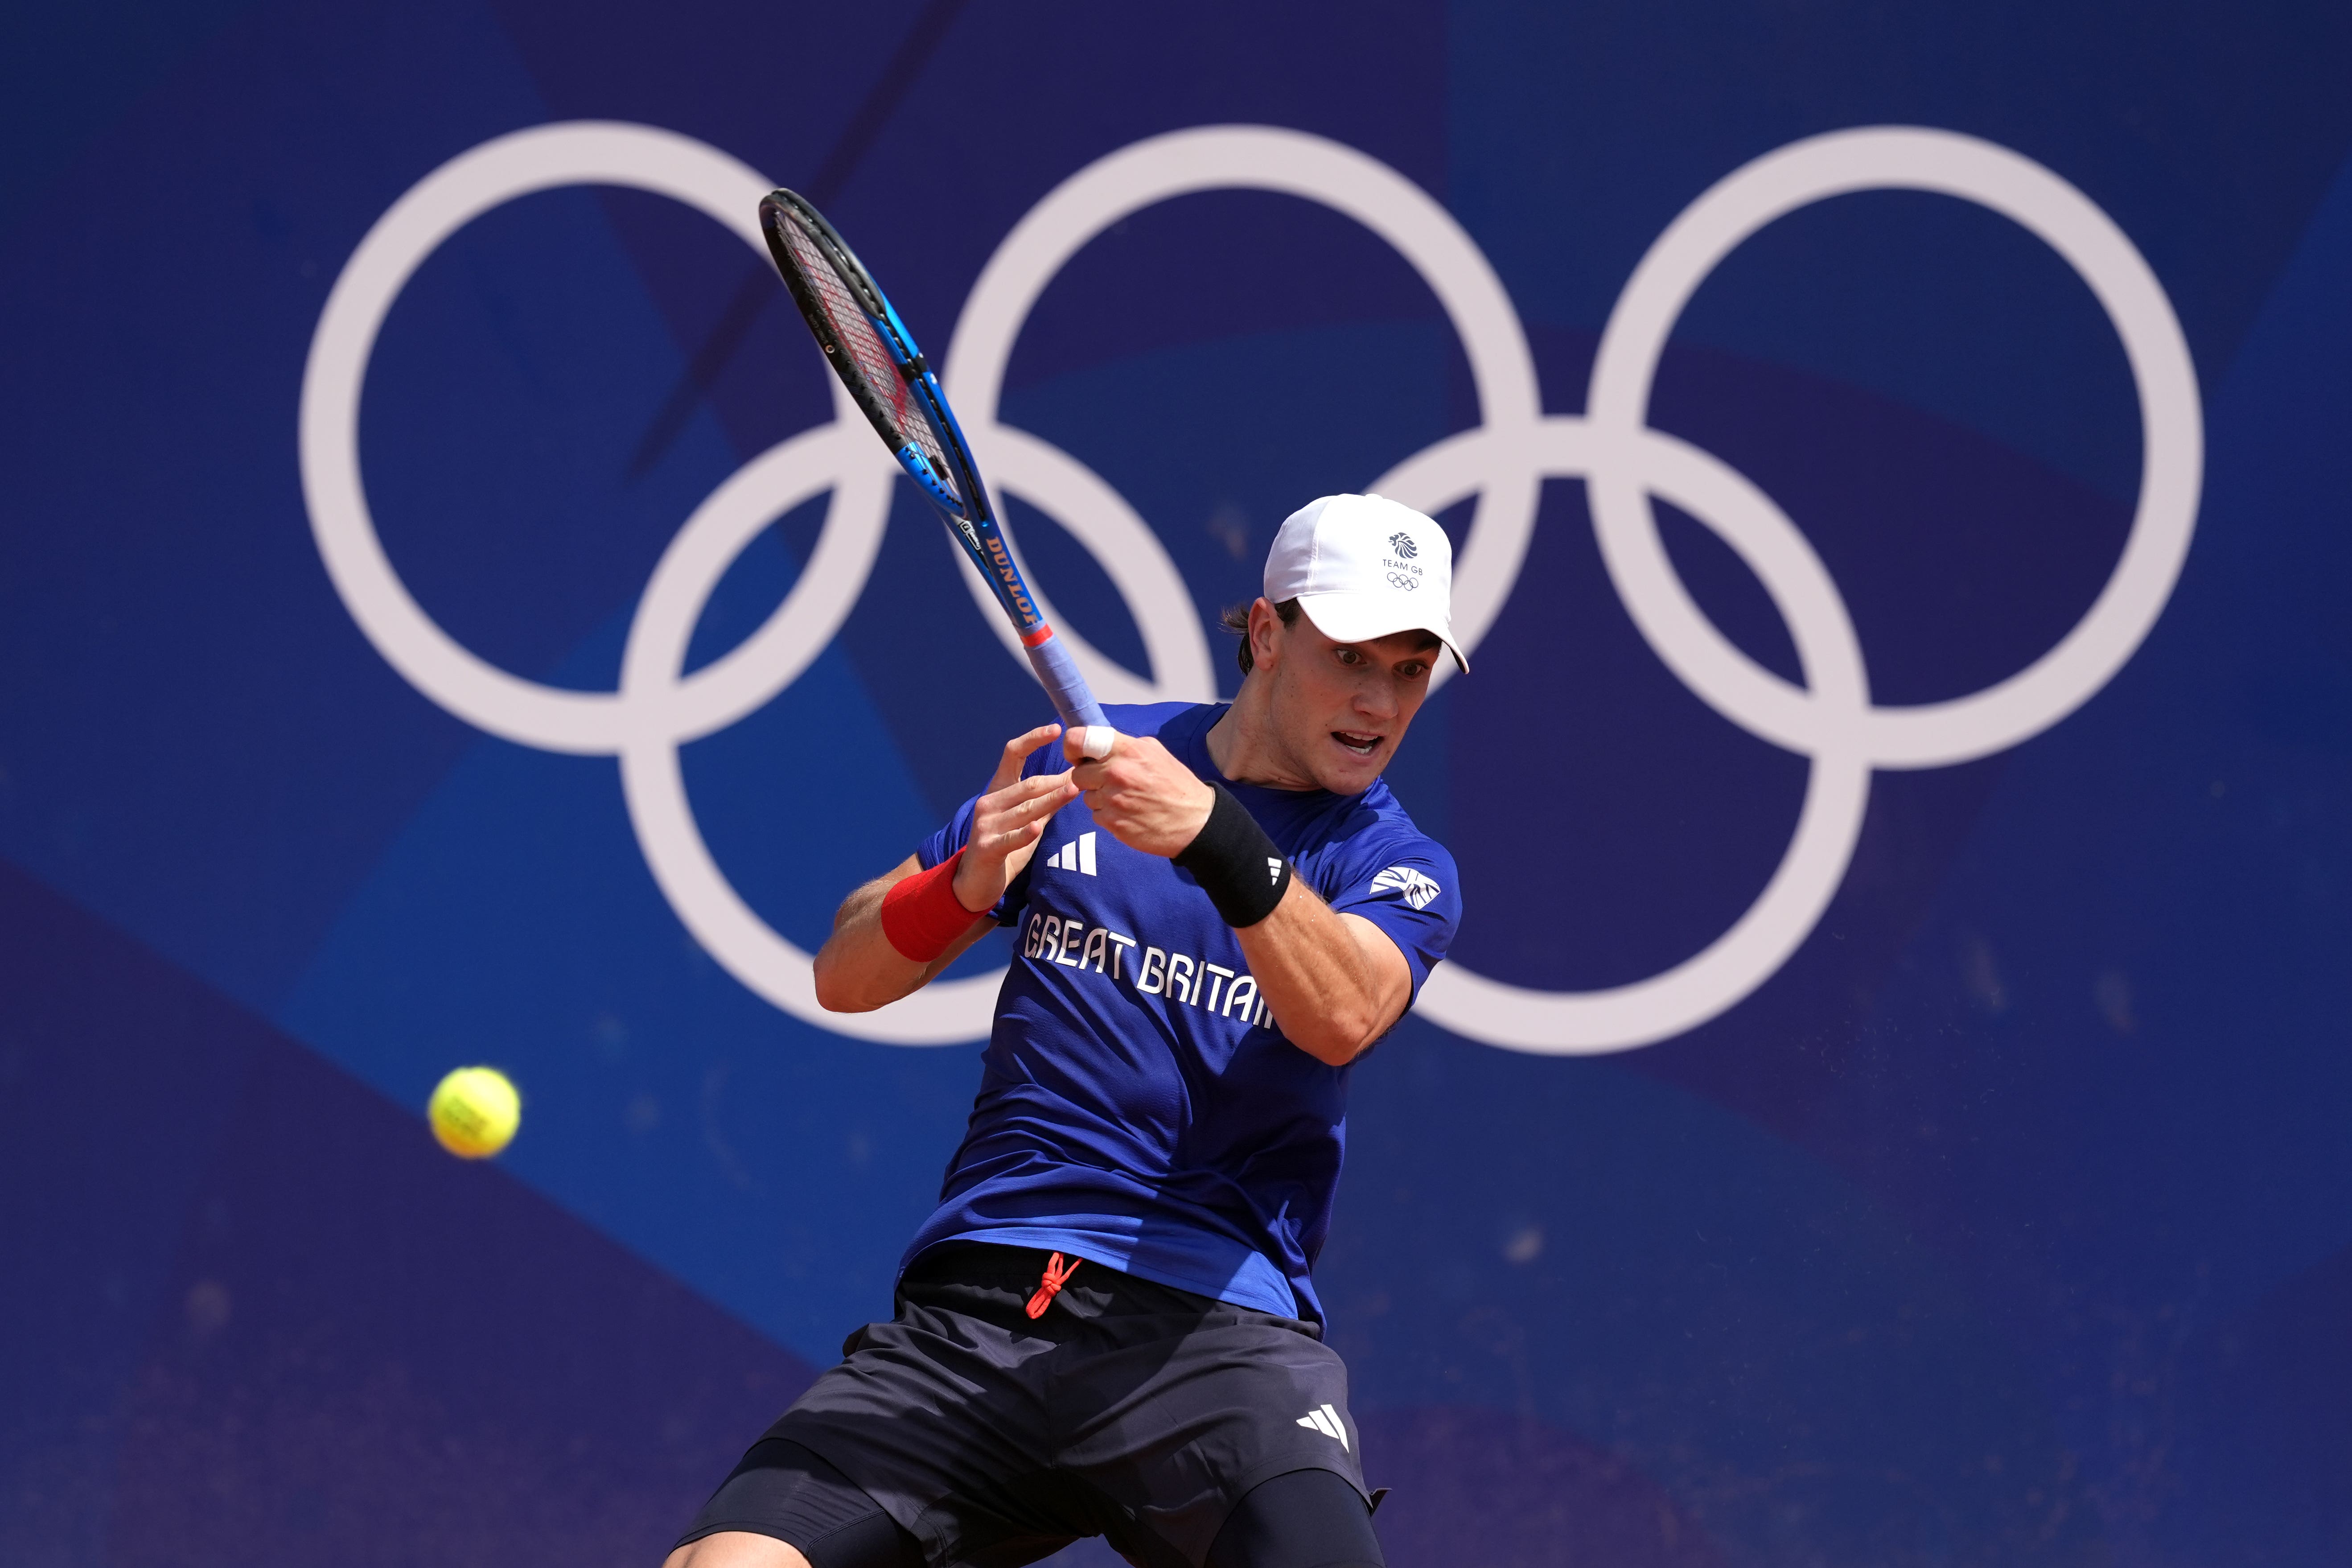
[1383,529,1425,592]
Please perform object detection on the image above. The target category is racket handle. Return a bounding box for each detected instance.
[1024,626,1108,732]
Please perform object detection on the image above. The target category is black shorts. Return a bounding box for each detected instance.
[682,1242,1368,1568]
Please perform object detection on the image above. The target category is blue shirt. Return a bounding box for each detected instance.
[901,701,1461,1325]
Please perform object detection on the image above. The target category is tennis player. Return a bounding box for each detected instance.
[666,494,1466,1568]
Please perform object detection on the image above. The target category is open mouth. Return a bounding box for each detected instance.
[1332,730,1384,757]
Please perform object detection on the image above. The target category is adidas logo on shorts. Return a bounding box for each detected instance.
[1295,1403,1349,1449]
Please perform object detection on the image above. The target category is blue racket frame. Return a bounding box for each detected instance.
[760,189,1108,733]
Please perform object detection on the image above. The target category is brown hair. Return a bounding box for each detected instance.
[1219,597,1302,677]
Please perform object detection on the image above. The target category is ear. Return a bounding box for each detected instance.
[1246,597,1284,671]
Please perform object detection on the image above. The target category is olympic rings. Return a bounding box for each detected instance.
[299,119,2200,1055]
[298,122,992,1043]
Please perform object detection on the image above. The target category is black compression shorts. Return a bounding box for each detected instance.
[676,1438,922,1567]
[674,1243,1381,1568]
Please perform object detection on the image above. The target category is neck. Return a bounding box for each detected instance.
[1205,674,1319,791]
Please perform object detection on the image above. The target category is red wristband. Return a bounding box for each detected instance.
[880,849,984,963]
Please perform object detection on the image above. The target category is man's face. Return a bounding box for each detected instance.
[1252,601,1442,794]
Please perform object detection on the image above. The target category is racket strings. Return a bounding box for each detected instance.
[777,214,962,507]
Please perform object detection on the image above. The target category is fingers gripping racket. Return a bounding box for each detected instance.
[758,189,1108,733]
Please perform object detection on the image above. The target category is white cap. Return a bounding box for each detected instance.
[1264,494,1467,672]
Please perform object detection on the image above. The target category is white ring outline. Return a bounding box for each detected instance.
[299,120,2201,1055]
[1412,419,1875,1050]
[302,122,790,755]
[941,126,1543,697]
[1585,126,2203,770]
[616,425,1002,1041]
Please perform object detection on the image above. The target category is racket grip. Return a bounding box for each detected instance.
[1025,627,1108,732]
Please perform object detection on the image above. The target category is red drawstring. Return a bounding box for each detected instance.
[1025,1251,1081,1319]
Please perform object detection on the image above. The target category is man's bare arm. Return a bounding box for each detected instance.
[813,725,1077,1013]
[811,854,996,1012]
[1066,729,1410,1065]
[1231,885,1412,1066]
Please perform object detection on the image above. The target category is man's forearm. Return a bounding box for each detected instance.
[813,855,993,1012]
[1233,882,1410,1066]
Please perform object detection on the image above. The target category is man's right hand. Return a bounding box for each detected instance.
[951,724,1080,914]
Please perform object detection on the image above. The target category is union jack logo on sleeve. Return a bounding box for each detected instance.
[1369,865,1442,910]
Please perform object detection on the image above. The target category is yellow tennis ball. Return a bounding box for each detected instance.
[428,1066,520,1159]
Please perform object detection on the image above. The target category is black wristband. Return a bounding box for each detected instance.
[1174,784,1291,928]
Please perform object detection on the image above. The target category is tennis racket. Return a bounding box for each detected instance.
[758,188,1107,733]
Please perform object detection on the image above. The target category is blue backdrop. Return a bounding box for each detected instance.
[4,3,2349,1564]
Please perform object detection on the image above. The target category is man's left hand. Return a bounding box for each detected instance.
[1065,728,1216,859]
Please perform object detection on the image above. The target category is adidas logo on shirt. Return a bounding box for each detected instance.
[1044,831,1098,875]
[1295,1403,1349,1449]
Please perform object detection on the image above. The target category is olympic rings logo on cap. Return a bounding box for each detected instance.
[298,119,2200,1056]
